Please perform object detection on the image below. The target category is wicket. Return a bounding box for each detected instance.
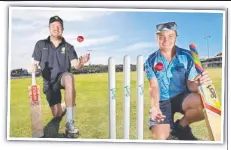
[108,55,144,140]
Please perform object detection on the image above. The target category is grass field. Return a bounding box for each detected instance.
[9,68,223,140]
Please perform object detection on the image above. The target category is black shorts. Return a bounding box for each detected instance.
[148,91,191,130]
[43,73,65,107]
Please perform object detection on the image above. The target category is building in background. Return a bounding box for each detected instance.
[200,52,222,68]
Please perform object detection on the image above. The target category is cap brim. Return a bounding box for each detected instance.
[156,28,177,34]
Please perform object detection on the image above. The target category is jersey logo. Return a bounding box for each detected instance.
[61,47,65,54]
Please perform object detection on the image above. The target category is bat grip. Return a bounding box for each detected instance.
[31,58,36,85]
[192,56,204,75]
[189,44,204,76]
[196,67,203,75]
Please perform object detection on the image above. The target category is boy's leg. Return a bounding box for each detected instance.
[171,91,204,140]
[44,86,64,118]
[56,72,79,137]
[149,100,173,140]
[51,102,66,118]
[180,93,204,126]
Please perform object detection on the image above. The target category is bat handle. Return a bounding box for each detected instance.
[31,58,36,85]
[189,44,205,76]
[196,67,203,75]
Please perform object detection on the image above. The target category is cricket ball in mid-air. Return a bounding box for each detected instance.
[154,62,164,71]
[77,36,84,43]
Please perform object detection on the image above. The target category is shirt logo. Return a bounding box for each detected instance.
[42,48,48,50]
[154,62,164,71]
[61,47,65,54]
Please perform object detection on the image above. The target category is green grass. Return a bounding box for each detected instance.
[9,68,223,140]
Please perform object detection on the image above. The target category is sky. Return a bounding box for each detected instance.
[10,7,225,70]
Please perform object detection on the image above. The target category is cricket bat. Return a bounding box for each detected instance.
[189,44,222,141]
[28,58,44,138]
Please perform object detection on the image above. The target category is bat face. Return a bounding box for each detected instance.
[28,84,44,138]
[199,83,221,141]
[189,44,222,142]
[200,84,221,115]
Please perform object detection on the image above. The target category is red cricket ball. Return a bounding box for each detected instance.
[77,36,84,42]
[154,62,164,71]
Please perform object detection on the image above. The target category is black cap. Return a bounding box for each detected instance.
[49,15,64,28]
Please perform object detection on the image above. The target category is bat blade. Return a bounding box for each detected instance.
[198,83,221,141]
[29,58,44,138]
[28,84,44,138]
[189,44,222,141]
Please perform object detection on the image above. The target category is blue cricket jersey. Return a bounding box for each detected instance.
[144,46,198,101]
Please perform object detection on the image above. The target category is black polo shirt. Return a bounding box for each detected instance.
[32,36,78,85]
